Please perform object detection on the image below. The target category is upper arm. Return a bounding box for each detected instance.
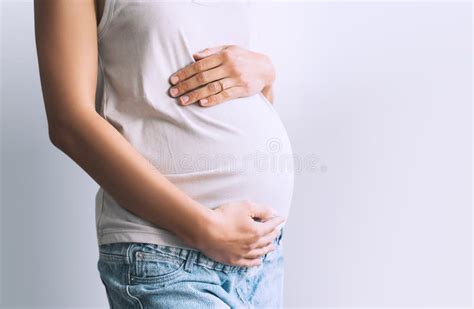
[34,0,99,133]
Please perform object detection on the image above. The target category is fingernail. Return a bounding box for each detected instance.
[200,98,208,105]
[181,95,189,104]
[170,75,179,84]
[170,87,178,96]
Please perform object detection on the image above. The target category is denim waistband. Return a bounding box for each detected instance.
[99,227,285,273]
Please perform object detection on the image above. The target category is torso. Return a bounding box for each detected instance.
[95,0,294,247]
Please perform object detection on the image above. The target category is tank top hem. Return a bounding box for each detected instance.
[97,229,198,250]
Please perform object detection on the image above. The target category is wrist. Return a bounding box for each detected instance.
[174,202,217,248]
[194,208,221,250]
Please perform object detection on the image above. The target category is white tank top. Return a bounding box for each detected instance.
[95,0,294,249]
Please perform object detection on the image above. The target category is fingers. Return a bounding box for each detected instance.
[227,235,279,267]
[169,65,227,101]
[233,239,278,266]
[252,226,281,249]
[199,86,246,107]
[196,77,239,106]
[199,87,245,107]
[177,82,222,106]
[244,242,276,259]
[178,77,238,106]
[234,257,262,267]
[246,202,278,221]
[253,215,286,239]
[207,200,284,268]
[169,54,223,86]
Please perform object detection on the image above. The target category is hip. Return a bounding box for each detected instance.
[97,228,285,308]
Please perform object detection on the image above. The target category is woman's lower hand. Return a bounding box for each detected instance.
[168,45,275,107]
[193,200,286,267]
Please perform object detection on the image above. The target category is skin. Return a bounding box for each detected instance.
[34,0,284,267]
[168,45,276,107]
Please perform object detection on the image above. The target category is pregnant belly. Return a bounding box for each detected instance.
[110,92,295,218]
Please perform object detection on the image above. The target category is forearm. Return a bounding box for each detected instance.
[34,0,287,267]
[49,107,212,246]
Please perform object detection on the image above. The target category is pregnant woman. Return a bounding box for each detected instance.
[34,0,294,307]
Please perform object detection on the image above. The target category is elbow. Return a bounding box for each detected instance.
[46,107,96,152]
[48,124,65,149]
[47,121,74,151]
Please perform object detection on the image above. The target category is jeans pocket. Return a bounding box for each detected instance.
[129,244,187,285]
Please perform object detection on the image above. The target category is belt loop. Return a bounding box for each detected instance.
[184,250,197,273]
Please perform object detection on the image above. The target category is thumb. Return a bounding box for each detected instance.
[247,202,280,221]
[193,45,228,60]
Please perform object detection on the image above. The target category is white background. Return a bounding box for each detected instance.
[1,1,472,308]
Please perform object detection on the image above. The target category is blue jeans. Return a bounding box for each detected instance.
[97,228,285,308]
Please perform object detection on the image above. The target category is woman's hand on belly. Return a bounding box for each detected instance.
[192,200,285,267]
[168,45,275,107]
